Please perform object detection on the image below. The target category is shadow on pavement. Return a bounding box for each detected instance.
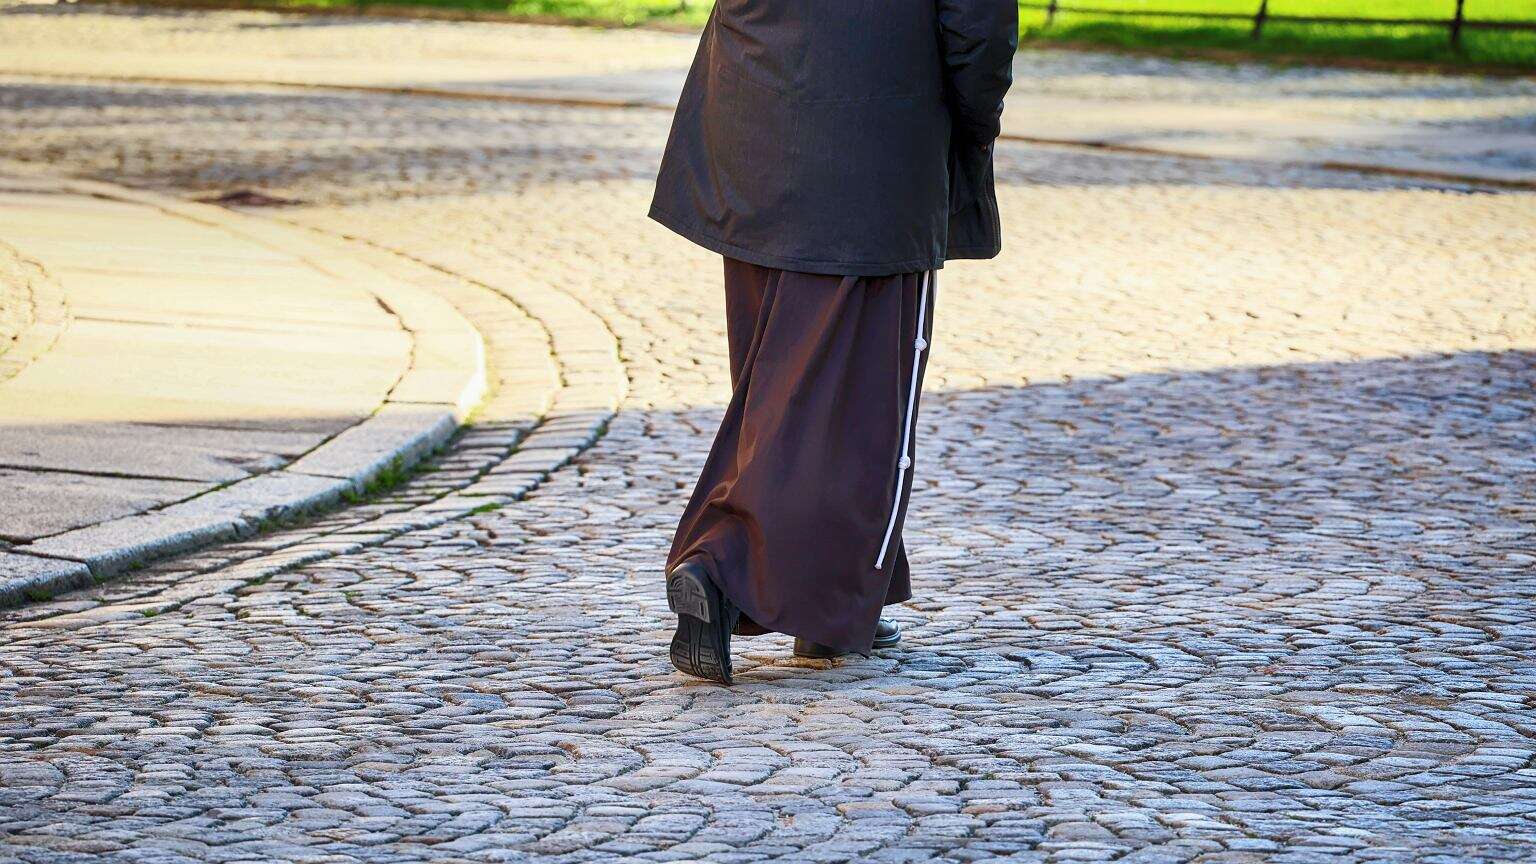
[6,346,1531,609]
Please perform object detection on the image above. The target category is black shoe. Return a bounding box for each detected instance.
[793,617,901,659]
[666,560,740,685]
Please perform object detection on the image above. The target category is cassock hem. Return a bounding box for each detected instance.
[648,205,945,278]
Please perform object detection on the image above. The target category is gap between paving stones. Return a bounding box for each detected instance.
[10,70,1534,192]
[0,178,627,624]
[0,241,70,387]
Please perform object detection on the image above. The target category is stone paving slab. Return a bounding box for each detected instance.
[0,467,205,540]
[0,318,407,425]
[285,403,457,487]
[52,268,403,332]
[0,551,90,607]
[0,421,319,483]
[155,469,350,530]
[18,509,244,578]
[0,4,1532,185]
[0,177,491,591]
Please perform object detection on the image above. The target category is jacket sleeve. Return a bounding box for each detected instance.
[936,0,1019,144]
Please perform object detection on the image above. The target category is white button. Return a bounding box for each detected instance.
[898,456,911,469]
[915,337,928,351]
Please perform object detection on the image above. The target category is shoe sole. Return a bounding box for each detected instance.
[666,565,712,623]
[667,565,732,685]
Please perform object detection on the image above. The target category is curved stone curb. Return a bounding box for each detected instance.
[0,552,92,608]
[147,230,631,618]
[0,176,490,602]
[0,209,626,626]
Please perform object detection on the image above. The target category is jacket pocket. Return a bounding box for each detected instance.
[948,136,991,215]
[946,138,1001,259]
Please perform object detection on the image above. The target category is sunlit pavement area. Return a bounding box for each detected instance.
[2,3,1535,184]
[2,5,1536,863]
[0,175,505,597]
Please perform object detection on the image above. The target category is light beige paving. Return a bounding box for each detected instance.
[0,245,34,356]
[1,3,1533,183]
[0,186,410,541]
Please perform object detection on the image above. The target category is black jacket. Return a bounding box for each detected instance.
[649,0,1018,276]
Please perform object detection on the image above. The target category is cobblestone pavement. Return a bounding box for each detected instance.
[3,37,1536,864]
[2,4,1534,182]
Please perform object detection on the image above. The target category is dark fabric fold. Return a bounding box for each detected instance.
[667,257,935,654]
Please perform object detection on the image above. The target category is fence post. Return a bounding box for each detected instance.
[1450,0,1466,51]
[1251,0,1269,40]
[1046,0,1059,27]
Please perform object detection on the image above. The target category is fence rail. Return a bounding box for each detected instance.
[1019,1,1536,49]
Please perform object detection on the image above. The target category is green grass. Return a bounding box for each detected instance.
[259,0,1535,68]
[338,455,413,505]
[276,0,711,26]
[1040,0,1529,14]
[503,0,708,26]
[1021,0,1536,68]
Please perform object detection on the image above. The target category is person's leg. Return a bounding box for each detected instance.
[875,270,937,613]
[723,257,769,388]
[667,259,934,681]
[665,258,771,684]
[793,271,935,658]
[716,259,775,638]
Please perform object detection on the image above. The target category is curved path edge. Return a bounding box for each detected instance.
[0,174,499,605]
[1,173,627,624]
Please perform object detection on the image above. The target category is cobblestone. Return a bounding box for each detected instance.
[2,5,1533,182]
[0,16,1535,863]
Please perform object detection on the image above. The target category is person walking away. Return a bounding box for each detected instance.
[650,0,1018,684]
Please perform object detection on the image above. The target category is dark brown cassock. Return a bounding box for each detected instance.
[666,258,936,655]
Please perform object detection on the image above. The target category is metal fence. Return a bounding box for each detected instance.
[1019,0,1536,50]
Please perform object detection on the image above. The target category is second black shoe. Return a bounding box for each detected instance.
[793,617,902,659]
[666,559,740,685]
